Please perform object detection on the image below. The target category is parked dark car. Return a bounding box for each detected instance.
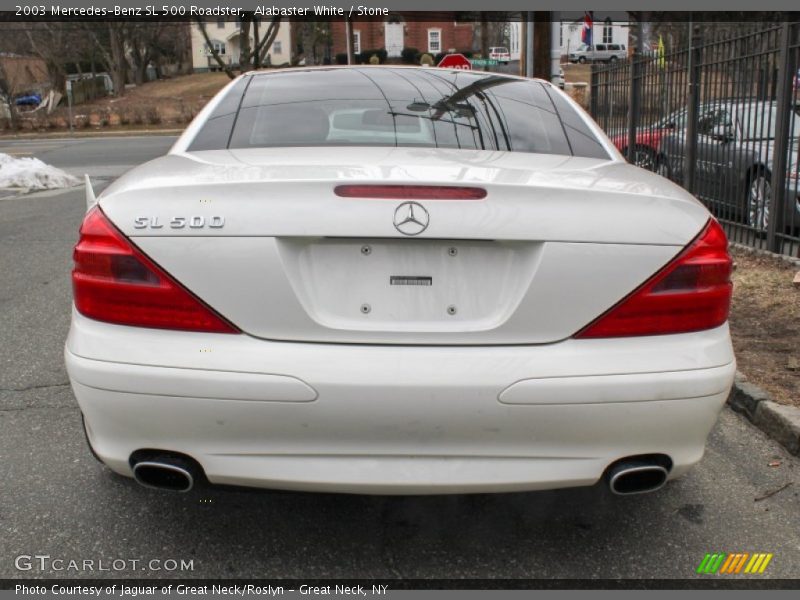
[610,108,691,172]
[14,92,42,106]
[659,100,800,232]
[609,106,725,173]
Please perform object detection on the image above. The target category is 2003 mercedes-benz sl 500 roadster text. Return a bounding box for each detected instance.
[65,67,736,496]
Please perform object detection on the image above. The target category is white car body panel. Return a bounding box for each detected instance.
[132,235,678,344]
[65,69,736,494]
[66,311,734,494]
[102,148,703,244]
[98,148,708,345]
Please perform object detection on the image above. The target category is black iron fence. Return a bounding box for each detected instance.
[590,23,800,257]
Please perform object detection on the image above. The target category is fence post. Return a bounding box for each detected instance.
[767,22,795,253]
[590,63,598,120]
[66,84,74,135]
[684,26,703,196]
[626,49,642,164]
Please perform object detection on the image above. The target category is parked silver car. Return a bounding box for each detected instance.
[659,99,800,233]
[569,43,627,64]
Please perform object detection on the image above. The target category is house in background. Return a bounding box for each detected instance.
[328,14,627,64]
[507,13,630,61]
[190,18,292,72]
[330,14,474,58]
[558,15,629,57]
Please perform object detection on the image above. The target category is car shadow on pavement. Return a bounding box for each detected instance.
[96,464,686,579]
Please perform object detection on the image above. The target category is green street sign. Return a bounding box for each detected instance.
[470,59,499,66]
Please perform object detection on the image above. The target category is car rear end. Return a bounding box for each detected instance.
[65,68,736,495]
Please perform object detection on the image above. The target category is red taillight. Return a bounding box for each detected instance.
[334,185,487,200]
[575,219,732,338]
[72,206,238,333]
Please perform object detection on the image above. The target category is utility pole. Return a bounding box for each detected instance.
[550,12,561,86]
[345,18,353,65]
[480,13,489,70]
[533,12,551,80]
[525,12,534,77]
[67,84,74,134]
[627,17,643,164]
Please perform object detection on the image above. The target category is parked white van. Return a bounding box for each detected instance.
[568,43,627,63]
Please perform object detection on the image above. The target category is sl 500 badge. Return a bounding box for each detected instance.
[134,216,225,229]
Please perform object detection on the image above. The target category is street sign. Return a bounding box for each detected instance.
[470,59,499,66]
[437,53,472,70]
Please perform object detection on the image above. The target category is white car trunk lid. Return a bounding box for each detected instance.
[99,147,709,345]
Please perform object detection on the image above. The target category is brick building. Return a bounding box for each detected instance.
[331,14,474,58]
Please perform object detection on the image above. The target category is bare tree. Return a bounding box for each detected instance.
[240,18,254,72]
[127,23,161,84]
[255,17,282,66]
[292,21,328,66]
[196,16,282,79]
[0,22,80,127]
[118,22,189,83]
[627,11,650,53]
[23,23,86,92]
[81,22,129,96]
[195,19,235,77]
[0,60,18,130]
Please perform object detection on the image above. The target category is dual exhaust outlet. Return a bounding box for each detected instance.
[606,457,670,495]
[130,452,670,495]
[131,454,197,493]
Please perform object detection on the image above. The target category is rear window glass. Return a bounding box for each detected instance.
[189,68,609,160]
[544,87,611,159]
[187,77,249,151]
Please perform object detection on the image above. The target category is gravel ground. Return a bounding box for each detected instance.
[729,246,800,407]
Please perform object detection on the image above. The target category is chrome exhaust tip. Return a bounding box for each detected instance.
[607,461,669,496]
[132,460,194,493]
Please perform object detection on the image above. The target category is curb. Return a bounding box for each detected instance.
[728,371,800,456]
[0,129,184,141]
[729,241,800,268]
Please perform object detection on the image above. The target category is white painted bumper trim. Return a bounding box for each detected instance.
[498,364,735,405]
[68,355,318,402]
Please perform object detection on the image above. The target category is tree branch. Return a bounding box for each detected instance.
[195,18,235,79]
[256,17,282,65]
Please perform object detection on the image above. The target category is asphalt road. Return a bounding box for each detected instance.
[1,135,799,581]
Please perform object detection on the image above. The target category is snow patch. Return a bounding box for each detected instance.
[0,153,80,191]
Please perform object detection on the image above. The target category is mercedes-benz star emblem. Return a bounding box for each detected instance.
[393,201,429,236]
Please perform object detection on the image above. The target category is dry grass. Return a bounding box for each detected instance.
[562,63,592,84]
[124,72,232,100]
[729,246,800,406]
[1,72,235,133]
[82,72,233,125]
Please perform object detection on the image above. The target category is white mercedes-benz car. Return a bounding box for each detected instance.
[65,67,735,496]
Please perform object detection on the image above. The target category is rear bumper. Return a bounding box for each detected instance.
[66,310,736,494]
